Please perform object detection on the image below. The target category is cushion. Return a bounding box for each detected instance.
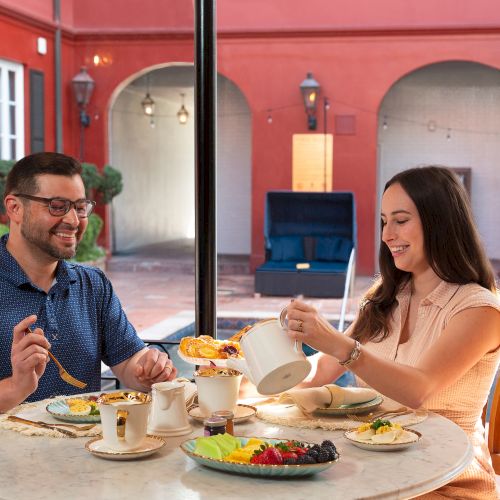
[315,236,352,262]
[269,236,304,261]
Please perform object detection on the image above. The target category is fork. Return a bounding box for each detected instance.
[348,407,411,423]
[40,422,97,431]
[26,328,87,389]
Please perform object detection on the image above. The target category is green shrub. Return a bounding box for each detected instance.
[100,165,123,204]
[0,160,15,214]
[81,163,102,197]
[74,213,106,262]
[0,223,9,237]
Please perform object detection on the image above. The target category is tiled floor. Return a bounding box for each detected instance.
[106,239,373,339]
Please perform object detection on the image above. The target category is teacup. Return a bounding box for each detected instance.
[97,391,151,451]
[194,368,243,417]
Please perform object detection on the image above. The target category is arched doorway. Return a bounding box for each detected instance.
[109,64,252,256]
[377,61,500,265]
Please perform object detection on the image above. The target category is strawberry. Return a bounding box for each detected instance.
[291,446,308,456]
[250,447,283,465]
[279,451,298,461]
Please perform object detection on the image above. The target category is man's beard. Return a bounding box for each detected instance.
[21,214,81,260]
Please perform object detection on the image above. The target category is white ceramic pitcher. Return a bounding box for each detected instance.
[148,381,192,437]
[226,315,311,395]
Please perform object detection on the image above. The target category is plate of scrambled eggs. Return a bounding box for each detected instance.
[344,419,421,451]
[46,397,101,423]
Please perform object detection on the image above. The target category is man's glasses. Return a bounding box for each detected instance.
[14,194,96,218]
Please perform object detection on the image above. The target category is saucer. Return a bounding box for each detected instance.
[85,435,165,460]
[188,404,256,423]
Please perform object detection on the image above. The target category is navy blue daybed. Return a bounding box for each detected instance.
[255,191,357,327]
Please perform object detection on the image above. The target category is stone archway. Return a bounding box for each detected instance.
[109,64,252,255]
[377,60,500,264]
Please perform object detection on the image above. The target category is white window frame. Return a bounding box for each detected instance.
[0,59,24,160]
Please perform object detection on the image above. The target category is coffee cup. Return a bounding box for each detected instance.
[194,368,243,417]
[97,391,151,451]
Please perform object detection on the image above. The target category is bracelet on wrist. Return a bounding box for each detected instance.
[338,340,362,367]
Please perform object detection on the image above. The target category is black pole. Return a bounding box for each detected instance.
[53,0,63,152]
[194,0,217,338]
[323,97,329,192]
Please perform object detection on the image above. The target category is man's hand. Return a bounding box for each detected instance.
[133,348,178,387]
[10,315,50,398]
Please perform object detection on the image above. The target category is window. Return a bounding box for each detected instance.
[0,59,24,160]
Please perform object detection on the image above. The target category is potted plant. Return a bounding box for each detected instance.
[0,159,15,224]
[74,163,123,268]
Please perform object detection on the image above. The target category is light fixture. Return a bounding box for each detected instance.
[71,66,95,127]
[177,93,189,124]
[71,66,95,160]
[141,74,155,117]
[300,72,321,130]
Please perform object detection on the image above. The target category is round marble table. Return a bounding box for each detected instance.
[0,408,472,500]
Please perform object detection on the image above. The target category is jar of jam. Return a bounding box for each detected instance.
[203,416,227,436]
[212,410,234,435]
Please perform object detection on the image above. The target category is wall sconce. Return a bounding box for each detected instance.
[300,72,320,130]
[177,93,189,124]
[141,74,155,117]
[71,66,95,160]
[72,66,95,127]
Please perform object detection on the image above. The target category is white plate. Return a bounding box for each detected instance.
[46,398,101,423]
[313,395,384,416]
[188,404,256,423]
[344,428,422,451]
[85,435,165,460]
[178,350,231,367]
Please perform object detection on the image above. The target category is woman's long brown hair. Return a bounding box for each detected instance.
[351,166,496,343]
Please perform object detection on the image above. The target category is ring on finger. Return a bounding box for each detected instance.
[297,319,303,332]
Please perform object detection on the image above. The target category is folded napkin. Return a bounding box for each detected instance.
[277,385,378,414]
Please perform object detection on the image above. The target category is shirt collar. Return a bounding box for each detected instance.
[0,234,78,288]
[396,278,461,309]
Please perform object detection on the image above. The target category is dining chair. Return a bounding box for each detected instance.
[484,375,500,474]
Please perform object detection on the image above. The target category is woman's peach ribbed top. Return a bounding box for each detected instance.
[355,280,500,499]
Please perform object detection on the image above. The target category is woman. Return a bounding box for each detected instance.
[285,166,500,499]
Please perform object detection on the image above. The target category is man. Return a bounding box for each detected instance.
[0,152,177,412]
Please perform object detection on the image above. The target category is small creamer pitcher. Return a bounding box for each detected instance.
[148,381,192,437]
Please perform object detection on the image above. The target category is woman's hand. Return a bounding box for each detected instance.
[284,299,342,355]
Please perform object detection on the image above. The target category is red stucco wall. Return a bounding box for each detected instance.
[2,0,500,273]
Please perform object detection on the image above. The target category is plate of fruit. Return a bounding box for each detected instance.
[46,396,101,423]
[178,335,243,366]
[344,419,421,451]
[180,434,339,477]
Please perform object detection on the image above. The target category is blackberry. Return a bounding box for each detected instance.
[307,450,319,462]
[316,448,330,463]
[301,455,316,464]
[283,457,297,465]
[324,446,337,461]
[310,444,321,454]
[295,455,307,464]
[321,439,335,448]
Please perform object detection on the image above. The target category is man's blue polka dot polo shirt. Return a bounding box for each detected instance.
[0,234,145,401]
